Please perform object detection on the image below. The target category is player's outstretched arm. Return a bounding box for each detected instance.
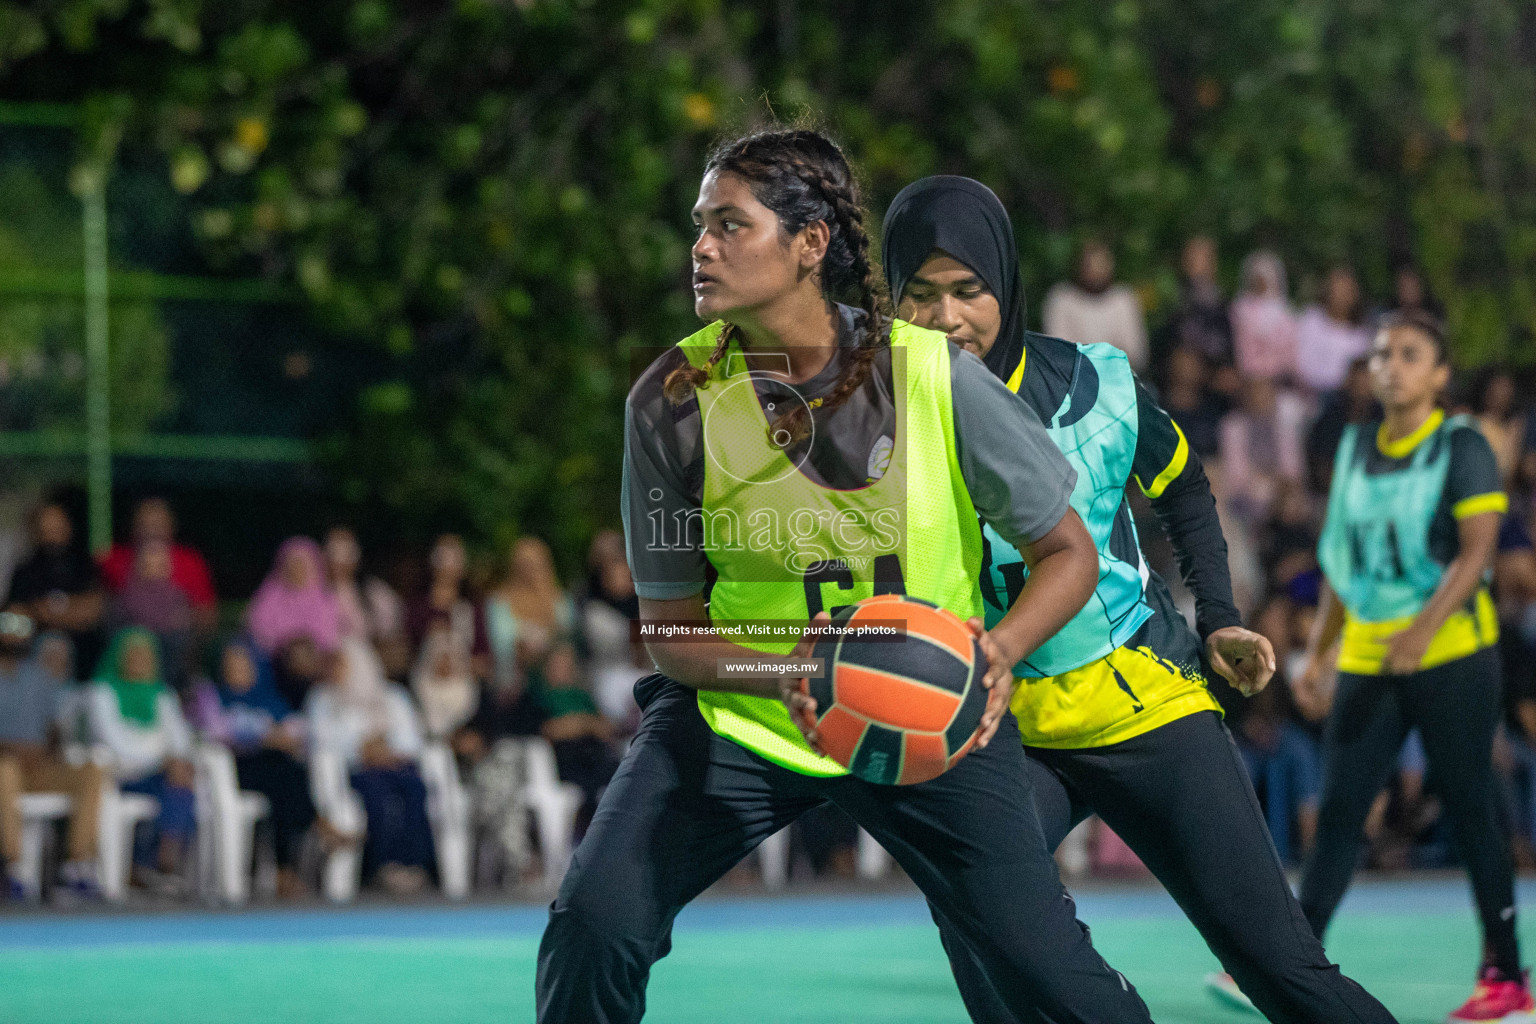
[1131,382,1244,641]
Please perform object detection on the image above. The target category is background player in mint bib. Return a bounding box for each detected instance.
[536,130,1154,1024]
[883,176,1396,1024]
[1296,311,1528,1024]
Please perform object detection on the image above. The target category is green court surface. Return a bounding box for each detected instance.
[0,878,1518,1023]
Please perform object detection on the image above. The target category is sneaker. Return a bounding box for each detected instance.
[1205,972,1259,1014]
[57,861,102,902]
[4,872,26,902]
[1448,967,1536,1023]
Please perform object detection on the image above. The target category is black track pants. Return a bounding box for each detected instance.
[935,711,1397,1024]
[1300,646,1518,976]
[535,674,1152,1024]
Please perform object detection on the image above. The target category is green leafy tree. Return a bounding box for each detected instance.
[3,0,1532,565]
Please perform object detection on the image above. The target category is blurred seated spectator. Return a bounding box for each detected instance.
[455,653,543,887]
[1494,509,1536,623]
[530,642,620,836]
[189,637,314,899]
[1473,367,1525,486]
[247,537,341,657]
[1295,265,1370,395]
[86,628,195,891]
[406,534,488,678]
[1390,266,1443,321]
[306,637,433,895]
[1170,235,1233,370]
[1261,481,1320,592]
[324,526,405,644]
[1044,238,1149,372]
[790,804,862,879]
[272,635,325,713]
[0,619,103,900]
[1283,593,1322,682]
[580,530,645,733]
[108,540,194,694]
[411,617,481,743]
[1493,513,1536,866]
[1230,250,1298,384]
[1159,347,1227,460]
[1230,597,1319,865]
[1305,356,1376,494]
[455,710,534,888]
[3,502,104,678]
[485,537,575,695]
[1218,377,1306,527]
[1367,731,1442,871]
[98,498,217,634]
[1497,623,1536,868]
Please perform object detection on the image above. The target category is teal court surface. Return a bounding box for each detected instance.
[0,876,1523,1023]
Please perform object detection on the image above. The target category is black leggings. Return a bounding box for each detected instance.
[535,674,1153,1024]
[935,710,1395,1024]
[233,749,315,869]
[1300,646,1519,976]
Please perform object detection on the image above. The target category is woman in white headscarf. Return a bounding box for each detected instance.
[411,618,481,742]
[305,637,434,894]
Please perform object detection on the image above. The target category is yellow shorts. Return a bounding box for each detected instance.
[1011,643,1221,749]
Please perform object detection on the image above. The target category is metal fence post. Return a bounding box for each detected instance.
[81,171,111,555]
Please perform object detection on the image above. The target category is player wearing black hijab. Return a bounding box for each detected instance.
[882,176,1396,1024]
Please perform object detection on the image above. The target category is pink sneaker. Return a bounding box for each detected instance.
[1447,967,1536,1023]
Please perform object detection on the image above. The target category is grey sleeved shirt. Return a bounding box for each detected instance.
[0,661,63,745]
[621,309,1076,600]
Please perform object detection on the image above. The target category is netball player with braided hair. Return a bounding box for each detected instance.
[536,128,1155,1023]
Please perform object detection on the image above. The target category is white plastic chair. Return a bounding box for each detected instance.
[97,784,159,903]
[514,737,583,890]
[759,826,791,889]
[192,744,271,905]
[856,828,890,879]
[419,742,471,899]
[14,793,71,900]
[308,747,365,903]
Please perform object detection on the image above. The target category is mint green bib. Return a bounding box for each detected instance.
[1317,417,1460,622]
[979,342,1152,677]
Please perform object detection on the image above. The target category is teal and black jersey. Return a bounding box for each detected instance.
[980,332,1239,679]
[1317,409,1505,674]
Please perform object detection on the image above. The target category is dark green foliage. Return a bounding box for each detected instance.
[4,0,1532,563]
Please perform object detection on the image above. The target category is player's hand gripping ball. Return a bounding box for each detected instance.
[806,595,986,785]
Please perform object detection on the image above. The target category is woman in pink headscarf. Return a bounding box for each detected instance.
[247,537,342,655]
[1230,250,1299,384]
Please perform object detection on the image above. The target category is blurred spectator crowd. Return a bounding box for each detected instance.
[6,235,1536,904]
[0,498,645,903]
[1078,235,1536,880]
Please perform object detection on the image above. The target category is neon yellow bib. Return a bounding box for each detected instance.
[679,320,983,775]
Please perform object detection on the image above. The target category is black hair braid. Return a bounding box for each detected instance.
[662,322,736,406]
[784,157,887,438]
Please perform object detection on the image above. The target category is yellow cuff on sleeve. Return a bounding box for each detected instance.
[1138,421,1189,499]
[1453,491,1508,520]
